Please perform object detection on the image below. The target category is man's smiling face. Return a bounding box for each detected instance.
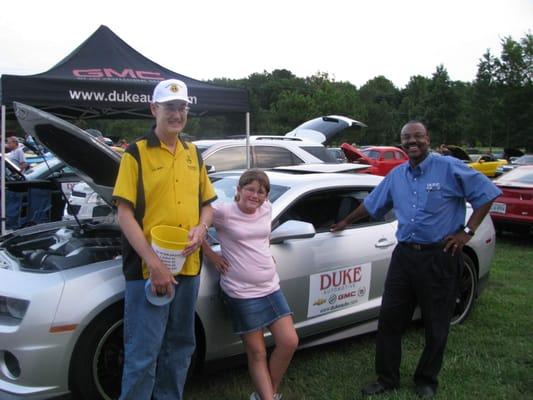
[400,122,430,164]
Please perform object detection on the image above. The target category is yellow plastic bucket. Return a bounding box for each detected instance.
[150,225,189,274]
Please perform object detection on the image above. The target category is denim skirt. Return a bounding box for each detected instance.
[222,289,293,335]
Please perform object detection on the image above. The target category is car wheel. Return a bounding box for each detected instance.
[70,303,124,400]
[450,253,477,325]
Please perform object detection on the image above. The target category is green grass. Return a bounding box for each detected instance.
[185,233,533,399]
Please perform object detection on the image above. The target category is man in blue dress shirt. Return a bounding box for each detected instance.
[331,121,501,398]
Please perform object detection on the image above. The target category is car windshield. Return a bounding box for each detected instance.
[212,176,289,204]
[495,168,533,185]
[24,158,64,179]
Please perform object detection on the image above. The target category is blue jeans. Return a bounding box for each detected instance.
[119,275,200,400]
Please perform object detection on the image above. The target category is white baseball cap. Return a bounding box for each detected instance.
[152,79,191,104]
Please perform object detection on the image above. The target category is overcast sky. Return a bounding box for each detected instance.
[1,0,531,89]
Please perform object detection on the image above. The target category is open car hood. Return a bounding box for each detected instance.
[284,115,367,145]
[445,145,471,161]
[14,102,121,206]
[340,143,374,165]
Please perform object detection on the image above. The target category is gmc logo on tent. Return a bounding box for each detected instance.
[72,68,164,80]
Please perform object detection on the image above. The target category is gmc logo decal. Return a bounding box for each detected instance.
[72,68,164,80]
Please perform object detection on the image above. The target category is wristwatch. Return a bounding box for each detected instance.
[462,225,475,237]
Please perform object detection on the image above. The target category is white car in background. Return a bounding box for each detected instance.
[63,181,112,220]
[195,115,366,172]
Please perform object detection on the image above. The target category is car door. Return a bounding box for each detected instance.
[381,151,397,174]
[270,187,397,339]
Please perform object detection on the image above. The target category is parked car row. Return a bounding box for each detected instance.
[0,103,497,400]
[496,154,533,175]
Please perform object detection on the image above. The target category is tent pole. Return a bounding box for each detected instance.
[246,112,250,169]
[1,105,6,235]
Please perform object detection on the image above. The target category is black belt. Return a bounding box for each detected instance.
[399,241,443,251]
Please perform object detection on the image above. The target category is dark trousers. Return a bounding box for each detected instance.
[376,243,463,389]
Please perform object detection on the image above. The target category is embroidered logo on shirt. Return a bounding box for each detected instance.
[426,182,441,192]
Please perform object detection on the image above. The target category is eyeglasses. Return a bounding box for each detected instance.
[156,102,190,113]
[242,186,268,197]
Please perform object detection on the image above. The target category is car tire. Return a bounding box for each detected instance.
[69,303,124,400]
[69,304,203,400]
[450,253,477,325]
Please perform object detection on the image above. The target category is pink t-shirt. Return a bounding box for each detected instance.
[212,201,279,299]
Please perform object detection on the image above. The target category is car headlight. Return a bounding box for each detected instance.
[0,296,29,319]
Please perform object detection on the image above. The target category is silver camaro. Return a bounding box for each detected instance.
[0,104,497,400]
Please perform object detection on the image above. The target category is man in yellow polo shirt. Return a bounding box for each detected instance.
[113,79,216,400]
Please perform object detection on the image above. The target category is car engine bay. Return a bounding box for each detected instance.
[1,221,122,272]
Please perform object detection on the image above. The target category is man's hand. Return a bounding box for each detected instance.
[149,259,177,298]
[330,219,348,232]
[443,231,471,256]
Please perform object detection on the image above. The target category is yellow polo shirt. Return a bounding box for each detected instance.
[113,130,216,280]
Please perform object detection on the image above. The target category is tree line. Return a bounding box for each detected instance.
[195,33,531,151]
[14,33,531,151]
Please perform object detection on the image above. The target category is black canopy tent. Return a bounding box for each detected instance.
[0,25,249,119]
[0,25,250,233]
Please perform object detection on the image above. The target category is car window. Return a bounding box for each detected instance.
[383,152,394,160]
[275,189,379,232]
[362,150,380,160]
[394,151,404,160]
[300,146,335,162]
[204,146,248,171]
[253,146,302,168]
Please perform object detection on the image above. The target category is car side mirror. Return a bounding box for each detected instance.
[270,220,316,244]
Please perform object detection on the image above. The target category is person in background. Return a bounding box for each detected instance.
[331,121,501,399]
[203,169,298,400]
[6,136,28,171]
[112,79,216,400]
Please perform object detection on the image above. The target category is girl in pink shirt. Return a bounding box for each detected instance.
[203,169,298,400]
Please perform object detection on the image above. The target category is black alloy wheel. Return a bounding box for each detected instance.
[450,253,477,325]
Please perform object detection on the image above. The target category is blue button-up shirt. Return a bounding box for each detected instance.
[363,153,502,244]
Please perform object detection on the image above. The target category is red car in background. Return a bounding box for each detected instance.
[490,165,533,233]
[341,143,408,176]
